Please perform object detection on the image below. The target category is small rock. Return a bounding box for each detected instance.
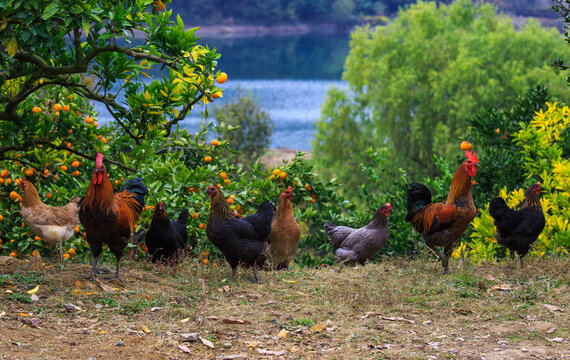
[498,340,508,345]
[150,307,162,312]
[325,319,333,326]
[547,337,563,343]
[116,341,125,347]
[64,303,81,312]
[223,342,232,348]
[521,348,528,352]
[95,304,104,310]
[155,342,163,348]
[310,322,326,333]
[290,346,300,353]
[277,329,291,338]
[180,333,199,342]
[456,337,464,342]
[247,341,257,350]
[422,321,432,326]
[449,348,458,354]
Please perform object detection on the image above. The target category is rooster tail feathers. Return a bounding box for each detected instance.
[177,209,190,225]
[120,177,148,210]
[489,197,508,221]
[406,183,432,221]
[323,222,336,234]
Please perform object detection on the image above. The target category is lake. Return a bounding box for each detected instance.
[94,32,350,150]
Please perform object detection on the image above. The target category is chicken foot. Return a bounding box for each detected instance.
[78,254,101,281]
[423,243,450,273]
[252,265,260,284]
[106,260,123,283]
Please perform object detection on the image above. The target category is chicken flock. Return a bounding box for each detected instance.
[17,150,546,283]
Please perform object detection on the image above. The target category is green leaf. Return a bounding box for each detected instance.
[82,18,91,36]
[41,2,60,20]
[6,37,17,57]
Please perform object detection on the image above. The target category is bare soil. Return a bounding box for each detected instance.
[1,255,568,359]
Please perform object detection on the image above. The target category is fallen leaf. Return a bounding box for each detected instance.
[282,279,297,284]
[381,316,415,324]
[223,285,230,292]
[310,322,326,333]
[140,325,151,333]
[207,315,219,321]
[547,327,557,334]
[247,341,257,349]
[71,288,84,296]
[221,318,251,325]
[98,330,107,334]
[256,348,286,356]
[295,291,310,297]
[179,317,190,323]
[547,337,563,343]
[63,304,81,312]
[74,280,83,289]
[27,285,39,295]
[178,345,192,354]
[5,290,13,294]
[544,304,564,312]
[31,294,39,302]
[16,312,30,317]
[95,278,116,293]
[488,284,511,292]
[199,336,215,349]
[0,311,6,317]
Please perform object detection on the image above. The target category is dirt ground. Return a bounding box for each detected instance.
[0,255,568,359]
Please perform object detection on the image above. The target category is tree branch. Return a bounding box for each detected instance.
[164,92,205,135]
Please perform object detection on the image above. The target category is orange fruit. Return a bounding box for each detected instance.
[199,223,206,230]
[63,253,70,259]
[68,248,76,256]
[0,169,8,177]
[460,141,471,151]
[193,212,199,219]
[204,156,212,163]
[5,178,12,185]
[66,142,71,148]
[46,192,52,199]
[85,116,93,124]
[272,169,281,176]
[202,258,208,264]
[471,180,477,185]
[9,191,19,200]
[216,72,228,84]
[101,138,107,143]
[54,111,60,116]
[311,198,316,204]
[219,172,227,179]
[305,184,312,191]
[0,214,3,221]
[32,250,40,256]
[60,165,68,171]
[53,103,62,111]
[153,0,165,11]
[93,122,98,127]
[115,180,120,186]
[43,169,49,175]
[71,161,80,168]
[211,139,220,146]
[0,178,3,185]
[34,236,41,241]
[212,91,222,99]
[279,171,287,180]
[25,169,34,177]
[496,128,501,134]
[224,179,230,185]
[74,226,80,234]
[216,183,221,188]
[227,197,234,204]
[72,170,80,176]
[63,104,70,112]
[9,251,17,257]
[32,106,41,114]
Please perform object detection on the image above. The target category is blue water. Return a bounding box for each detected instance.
[93,32,350,150]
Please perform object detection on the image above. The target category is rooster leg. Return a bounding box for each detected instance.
[252,265,260,284]
[423,243,445,262]
[59,242,63,262]
[86,255,100,281]
[230,267,237,281]
[107,260,123,283]
[442,246,454,274]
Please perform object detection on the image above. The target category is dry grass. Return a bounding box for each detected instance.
[0,255,569,359]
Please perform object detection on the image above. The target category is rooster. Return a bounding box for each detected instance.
[145,202,189,263]
[325,203,391,265]
[489,182,545,264]
[267,186,300,270]
[79,152,148,281]
[406,150,479,273]
[205,185,274,283]
[20,178,80,261]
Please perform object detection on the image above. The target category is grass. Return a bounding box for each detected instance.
[0,255,569,359]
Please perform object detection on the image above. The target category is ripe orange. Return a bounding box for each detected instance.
[272,169,281,176]
[9,251,17,257]
[101,138,107,143]
[60,165,68,171]
[53,103,62,111]
[15,179,20,185]
[34,236,41,241]
[32,250,40,256]
[68,248,76,256]
[216,72,228,84]
[5,178,12,185]
[0,169,9,177]
[496,128,501,134]
[63,104,70,112]
[460,141,472,151]
[305,184,312,191]
[115,179,120,186]
[219,172,227,179]
[74,226,80,234]
[471,180,477,185]
[93,122,98,127]
[85,116,94,124]
[71,161,80,168]
[211,139,220,146]
[227,197,234,204]
[72,170,80,176]
[0,178,4,185]
[32,106,41,114]
[193,212,199,219]
[43,169,49,175]
[25,169,34,177]
[224,179,230,185]
[204,156,212,163]
[0,214,3,221]
[9,191,19,200]
[212,91,222,99]
[153,0,165,11]
[63,253,70,259]
[311,198,316,204]
[199,223,206,230]
[66,142,71,148]
[46,192,52,199]
[279,171,287,180]
[202,258,208,264]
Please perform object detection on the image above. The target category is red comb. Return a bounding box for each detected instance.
[95,152,104,168]
[465,150,478,163]
[287,186,293,191]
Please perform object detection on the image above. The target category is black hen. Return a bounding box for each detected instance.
[489,182,545,263]
[145,202,189,263]
[205,185,274,283]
